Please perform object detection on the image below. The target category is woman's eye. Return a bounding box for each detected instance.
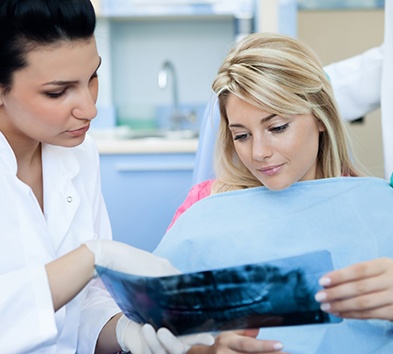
[234,133,249,141]
[45,90,66,99]
[270,123,289,133]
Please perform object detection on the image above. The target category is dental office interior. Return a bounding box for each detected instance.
[90,0,385,252]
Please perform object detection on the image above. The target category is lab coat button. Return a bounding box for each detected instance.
[67,196,73,203]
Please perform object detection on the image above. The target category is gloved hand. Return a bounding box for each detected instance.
[143,323,215,353]
[86,240,215,352]
[84,239,180,277]
[116,315,215,354]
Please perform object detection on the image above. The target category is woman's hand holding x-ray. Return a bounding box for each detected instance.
[84,239,180,277]
[188,329,288,354]
[116,317,214,354]
[315,257,393,321]
[85,239,214,353]
[142,323,215,354]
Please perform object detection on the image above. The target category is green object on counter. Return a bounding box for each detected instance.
[116,103,157,130]
[390,173,393,188]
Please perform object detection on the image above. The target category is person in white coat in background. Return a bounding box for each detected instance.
[304,0,393,331]
[0,1,213,353]
[324,0,393,180]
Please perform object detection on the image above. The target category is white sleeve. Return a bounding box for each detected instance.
[324,45,383,121]
[0,266,57,353]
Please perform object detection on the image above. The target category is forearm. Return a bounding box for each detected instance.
[95,313,122,354]
[45,245,95,311]
[188,346,212,354]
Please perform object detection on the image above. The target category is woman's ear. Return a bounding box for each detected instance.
[317,119,326,132]
[0,87,5,106]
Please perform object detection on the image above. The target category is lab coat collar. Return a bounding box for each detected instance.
[0,132,18,174]
[0,131,81,179]
[0,132,83,252]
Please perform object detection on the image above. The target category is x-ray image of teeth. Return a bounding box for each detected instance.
[96,250,341,336]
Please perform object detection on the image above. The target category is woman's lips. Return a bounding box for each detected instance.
[258,164,284,176]
[67,125,90,137]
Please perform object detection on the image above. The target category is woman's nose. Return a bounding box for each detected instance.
[252,136,272,161]
[72,89,97,120]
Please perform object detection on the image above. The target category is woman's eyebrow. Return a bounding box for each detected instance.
[228,122,246,128]
[43,80,78,86]
[228,113,277,128]
[43,57,102,87]
[260,113,277,123]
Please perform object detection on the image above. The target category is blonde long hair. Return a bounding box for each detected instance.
[211,33,361,194]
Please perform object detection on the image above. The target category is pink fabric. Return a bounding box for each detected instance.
[167,179,214,230]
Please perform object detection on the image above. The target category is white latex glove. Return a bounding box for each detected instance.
[84,239,180,277]
[86,241,215,352]
[116,315,215,354]
[143,323,215,354]
[116,315,150,354]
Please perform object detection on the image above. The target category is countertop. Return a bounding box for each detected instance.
[89,128,199,154]
[92,136,199,154]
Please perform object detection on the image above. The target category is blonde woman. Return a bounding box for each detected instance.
[168,32,360,229]
[157,33,393,353]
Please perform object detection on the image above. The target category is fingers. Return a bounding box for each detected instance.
[316,289,393,320]
[156,327,189,354]
[330,304,393,320]
[317,289,385,312]
[118,319,152,354]
[143,326,287,354]
[179,332,215,346]
[142,324,167,354]
[214,331,285,353]
[315,258,393,321]
[143,325,214,354]
[233,329,260,338]
[319,258,391,288]
[316,275,387,303]
[316,258,393,305]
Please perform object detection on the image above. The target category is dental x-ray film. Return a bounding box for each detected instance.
[96,250,341,335]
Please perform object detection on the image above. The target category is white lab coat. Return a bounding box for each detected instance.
[324,0,393,179]
[0,133,120,354]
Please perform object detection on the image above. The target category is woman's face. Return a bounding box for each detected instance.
[0,37,100,148]
[226,94,324,191]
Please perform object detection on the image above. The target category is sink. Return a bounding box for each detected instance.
[90,127,199,140]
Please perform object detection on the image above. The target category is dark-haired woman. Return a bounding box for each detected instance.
[0,1,213,353]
